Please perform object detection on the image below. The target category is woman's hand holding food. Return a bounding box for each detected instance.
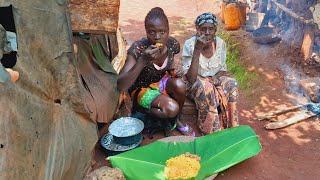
[140,45,161,63]
[194,34,209,51]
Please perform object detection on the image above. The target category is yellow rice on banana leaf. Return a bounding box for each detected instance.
[164,152,201,180]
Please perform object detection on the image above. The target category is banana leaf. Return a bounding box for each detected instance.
[108,125,262,180]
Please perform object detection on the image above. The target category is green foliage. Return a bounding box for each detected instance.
[217,32,257,92]
[108,126,261,180]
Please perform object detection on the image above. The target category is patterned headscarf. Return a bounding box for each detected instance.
[195,12,218,27]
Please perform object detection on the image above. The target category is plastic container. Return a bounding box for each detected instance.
[238,2,247,26]
[224,3,241,30]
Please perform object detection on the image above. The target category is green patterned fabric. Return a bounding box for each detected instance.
[89,35,117,74]
[138,89,161,109]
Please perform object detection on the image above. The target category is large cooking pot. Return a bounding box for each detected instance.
[252,26,281,44]
[108,117,144,145]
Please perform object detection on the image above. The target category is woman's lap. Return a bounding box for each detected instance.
[186,77,219,134]
[185,76,239,134]
[136,88,162,109]
[132,76,183,114]
[186,76,238,101]
[186,76,220,107]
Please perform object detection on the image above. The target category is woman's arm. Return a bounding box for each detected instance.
[185,35,207,84]
[185,48,201,84]
[117,54,148,92]
[117,45,160,92]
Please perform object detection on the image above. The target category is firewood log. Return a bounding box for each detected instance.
[265,110,316,129]
[257,105,304,121]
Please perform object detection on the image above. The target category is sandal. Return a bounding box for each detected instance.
[167,118,177,131]
[177,124,196,137]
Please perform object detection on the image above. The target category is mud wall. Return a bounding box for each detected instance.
[68,0,120,34]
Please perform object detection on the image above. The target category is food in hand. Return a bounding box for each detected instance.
[164,152,201,180]
[155,43,163,47]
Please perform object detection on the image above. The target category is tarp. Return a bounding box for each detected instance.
[0,0,119,179]
[73,34,119,123]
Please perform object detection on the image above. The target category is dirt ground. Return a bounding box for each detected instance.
[93,0,320,179]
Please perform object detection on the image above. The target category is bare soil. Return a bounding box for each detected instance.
[93,1,320,179]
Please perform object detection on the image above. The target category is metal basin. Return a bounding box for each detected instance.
[108,117,144,145]
[113,133,142,146]
[252,27,281,44]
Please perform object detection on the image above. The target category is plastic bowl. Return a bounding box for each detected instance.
[109,117,144,138]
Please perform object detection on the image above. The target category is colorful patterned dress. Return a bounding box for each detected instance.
[128,37,180,112]
[182,36,239,134]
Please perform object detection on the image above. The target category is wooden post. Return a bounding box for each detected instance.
[301,25,315,61]
[68,0,120,34]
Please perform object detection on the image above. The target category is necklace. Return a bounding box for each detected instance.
[153,57,168,70]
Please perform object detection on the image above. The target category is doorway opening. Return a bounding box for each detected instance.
[0,5,17,68]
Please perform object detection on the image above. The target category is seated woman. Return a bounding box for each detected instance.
[117,7,195,136]
[181,12,239,135]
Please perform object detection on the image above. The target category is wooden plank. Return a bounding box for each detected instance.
[108,33,119,60]
[256,105,304,121]
[265,110,316,129]
[67,0,120,34]
[111,29,127,73]
[301,26,314,61]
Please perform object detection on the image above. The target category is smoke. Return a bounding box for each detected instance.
[280,63,310,105]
